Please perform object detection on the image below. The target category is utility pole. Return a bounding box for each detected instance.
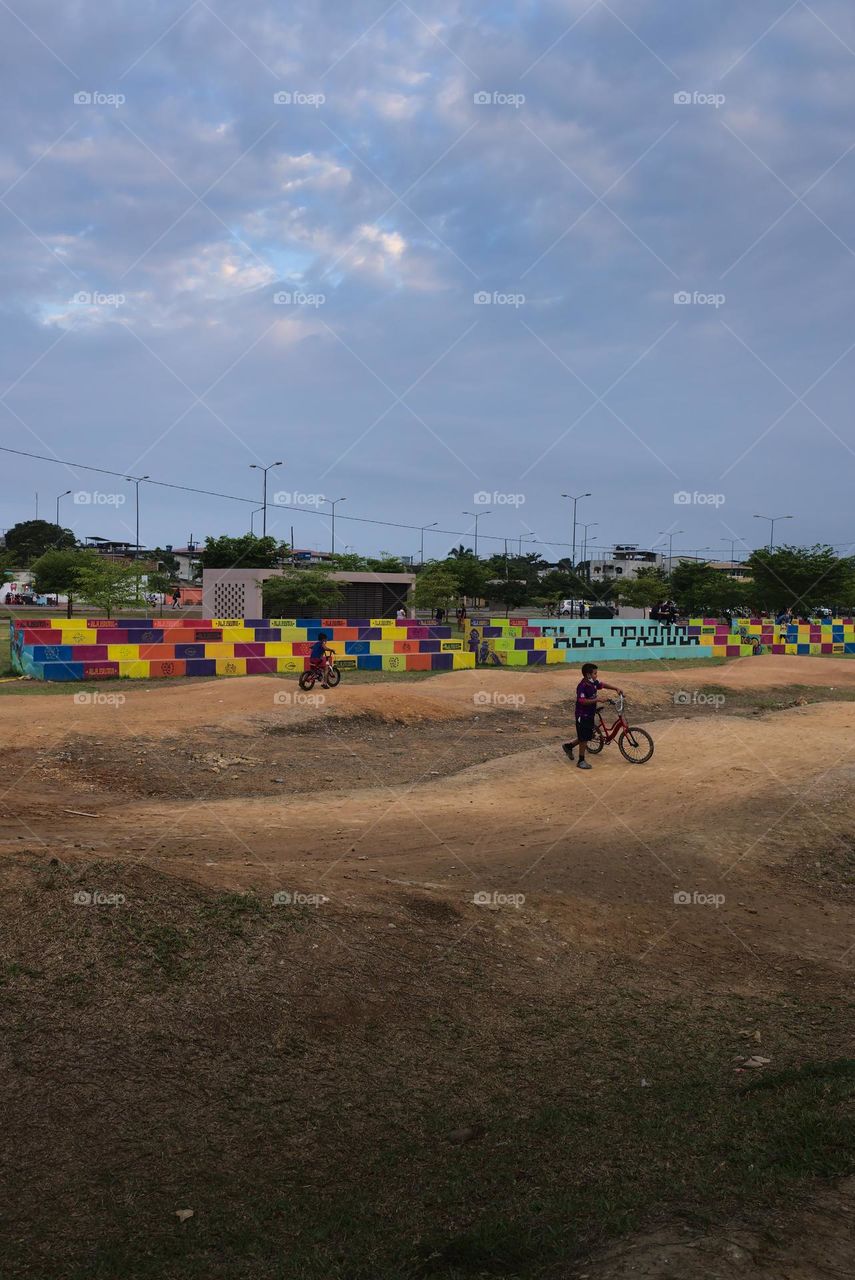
[462,509,490,557]
[753,513,793,552]
[249,461,283,537]
[125,474,150,582]
[581,522,598,577]
[561,491,591,568]
[419,521,438,565]
[56,489,71,531]
[658,529,684,574]
[327,496,347,554]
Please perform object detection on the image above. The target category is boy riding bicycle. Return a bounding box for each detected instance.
[563,662,623,770]
[308,631,336,688]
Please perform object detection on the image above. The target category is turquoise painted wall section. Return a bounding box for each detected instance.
[527,618,713,660]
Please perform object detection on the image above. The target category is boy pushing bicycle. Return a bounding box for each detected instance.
[563,662,623,770]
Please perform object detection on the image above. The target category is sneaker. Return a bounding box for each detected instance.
[562,743,574,760]
[577,760,592,770]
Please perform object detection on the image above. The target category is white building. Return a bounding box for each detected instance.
[578,545,665,582]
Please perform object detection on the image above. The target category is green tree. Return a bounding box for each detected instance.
[439,552,487,602]
[145,571,176,617]
[745,545,855,615]
[5,519,75,563]
[261,568,343,617]
[30,548,99,618]
[413,564,460,615]
[328,552,368,571]
[74,560,140,619]
[199,534,284,571]
[617,566,671,616]
[669,561,751,618]
[152,547,180,576]
[490,577,530,614]
[365,552,406,573]
[0,550,19,586]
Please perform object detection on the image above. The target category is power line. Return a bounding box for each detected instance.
[0,443,578,548]
[2,444,840,558]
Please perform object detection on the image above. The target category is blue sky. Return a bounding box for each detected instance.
[1,0,854,563]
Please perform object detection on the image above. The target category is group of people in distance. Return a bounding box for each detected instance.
[650,599,678,625]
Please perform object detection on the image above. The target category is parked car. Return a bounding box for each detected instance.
[587,605,616,620]
[558,599,586,616]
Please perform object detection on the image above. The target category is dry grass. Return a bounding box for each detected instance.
[1,856,852,1280]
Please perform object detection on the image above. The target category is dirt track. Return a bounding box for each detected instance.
[1,658,853,981]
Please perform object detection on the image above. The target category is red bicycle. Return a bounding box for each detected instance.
[586,694,654,764]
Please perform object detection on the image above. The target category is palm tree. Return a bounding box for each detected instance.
[448,544,476,559]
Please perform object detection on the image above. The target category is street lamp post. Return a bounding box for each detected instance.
[56,489,71,530]
[419,521,438,565]
[125,474,150,601]
[327,496,347,554]
[125,473,150,561]
[727,536,743,568]
[561,492,591,568]
[753,513,793,552]
[249,462,283,538]
[658,529,684,574]
[250,506,265,536]
[462,509,490,557]
[518,532,537,556]
[580,521,598,576]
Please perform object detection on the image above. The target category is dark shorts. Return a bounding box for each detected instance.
[575,716,596,741]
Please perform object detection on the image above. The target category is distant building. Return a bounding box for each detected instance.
[707,559,751,579]
[203,567,415,619]
[290,548,334,566]
[166,546,202,582]
[83,537,152,562]
[578,544,665,582]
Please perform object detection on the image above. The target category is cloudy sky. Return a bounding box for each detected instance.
[1,0,853,563]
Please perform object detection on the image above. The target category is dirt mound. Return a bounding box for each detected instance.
[580,1176,855,1280]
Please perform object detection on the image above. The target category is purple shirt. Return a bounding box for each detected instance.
[576,677,601,718]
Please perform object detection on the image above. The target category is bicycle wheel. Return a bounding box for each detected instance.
[298,669,316,691]
[618,727,654,764]
[325,666,341,688]
[585,730,605,755]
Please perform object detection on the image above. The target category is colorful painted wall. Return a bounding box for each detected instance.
[11,614,855,681]
[9,617,475,680]
[468,616,726,662]
[733,617,855,655]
